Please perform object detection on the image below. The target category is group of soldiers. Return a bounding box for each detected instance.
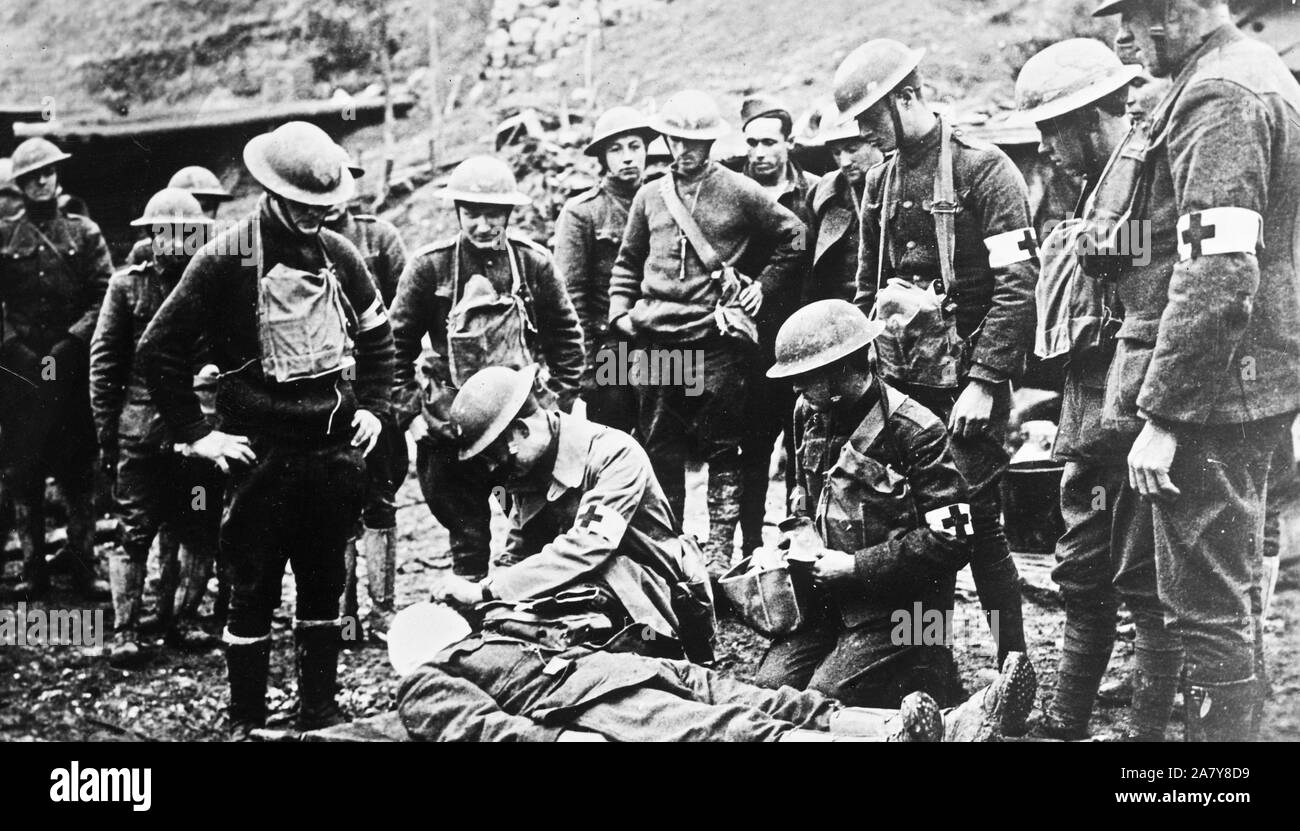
[0,0,1295,742]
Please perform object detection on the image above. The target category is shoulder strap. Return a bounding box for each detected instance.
[929,117,958,295]
[659,174,725,273]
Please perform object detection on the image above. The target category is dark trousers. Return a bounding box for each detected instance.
[753,619,963,709]
[739,367,796,555]
[1115,416,1289,685]
[0,338,96,498]
[221,439,365,638]
[360,414,409,531]
[415,437,492,578]
[898,381,1026,659]
[1052,460,1126,618]
[566,656,840,742]
[115,446,223,562]
[582,339,639,435]
[634,339,752,528]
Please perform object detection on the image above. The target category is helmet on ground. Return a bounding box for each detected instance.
[648,90,730,141]
[833,39,926,125]
[10,137,72,180]
[585,106,657,157]
[130,187,213,227]
[438,156,531,206]
[768,299,886,379]
[1014,38,1143,124]
[450,364,539,460]
[167,166,232,200]
[387,602,473,677]
[242,121,355,206]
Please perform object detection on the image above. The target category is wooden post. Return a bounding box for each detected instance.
[375,0,396,209]
[427,0,443,167]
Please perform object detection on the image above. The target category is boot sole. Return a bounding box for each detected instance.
[897,692,944,742]
[996,652,1038,738]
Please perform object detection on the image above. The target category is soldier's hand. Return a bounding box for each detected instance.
[351,409,383,456]
[430,575,485,608]
[408,417,429,443]
[182,430,256,473]
[738,282,763,316]
[810,549,855,585]
[950,379,996,439]
[1127,420,1181,502]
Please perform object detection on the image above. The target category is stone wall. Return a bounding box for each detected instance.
[482,0,666,80]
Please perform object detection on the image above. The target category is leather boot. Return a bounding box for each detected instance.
[830,692,944,742]
[165,544,220,651]
[969,548,1027,667]
[1184,678,1260,743]
[704,464,743,580]
[361,527,397,640]
[64,495,109,599]
[943,651,1037,742]
[108,550,148,668]
[226,638,271,741]
[295,622,346,732]
[341,538,360,622]
[9,498,48,599]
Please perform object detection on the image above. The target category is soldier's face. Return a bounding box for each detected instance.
[856,102,898,153]
[196,196,223,219]
[1037,114,1090,179]
[271,195,329,235]
[666,138,712,175]
[17,167,58,203]
[458,204,511,250]
[1117,7,1166,76]
[827,137,881,186]
[602,135,647,185]
[792,368,837,412]
[743,117,791,183]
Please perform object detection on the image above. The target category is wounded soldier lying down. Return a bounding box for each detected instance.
[388,602,1036,742]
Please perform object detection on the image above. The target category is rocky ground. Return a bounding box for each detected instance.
[2,457,1297,742]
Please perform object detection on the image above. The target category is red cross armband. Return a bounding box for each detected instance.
[1176,208,1263,262]
[924,503,973,540]
[984,227,1039,269]
[574,501,629,547]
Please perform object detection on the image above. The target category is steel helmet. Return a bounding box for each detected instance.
[768,299,886,379]
[167,166,232,200]
[0,158,17,196]
[130,187,214,226]
[387,602,473,677]
[584,106,657,157]
[648,90,730,141]
[1092,0,1146,15]
[9,137,72,180]
[833,39,926,125]
[806,100,863,145]
[242,121,355,206]
[1014,38,1143,124]
[438,156,531,206]
[450,364,540,460]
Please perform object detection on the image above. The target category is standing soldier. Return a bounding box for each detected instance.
[1090,0,1300,741]
[835,40,1036,667]
[554,106,656,434]
[325,154,409,641]
[1013,39,1178,740]
[91,188,224,665]
[0,137,112,601]
[389,156,584,582]
[737,96,819,560]
[804,105,883,304]
[609,89,804,580]
[127,166,233,266]
[138,121,394,739]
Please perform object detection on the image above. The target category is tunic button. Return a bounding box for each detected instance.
[905,240,917,250]
[902,200,914,209]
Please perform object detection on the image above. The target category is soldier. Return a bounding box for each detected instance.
[1013,39,1176,740]
[608,89,804,580]
[432,364,715,662]
[91,188,224,665]
[737,96,819,560]
[554,106,656,434]
[835,40,1036,667]
[804,105,883,304]
[0,158,23,220]
[138,121,394,739]
[0,137,113,601]
[752,300,982,710]
[390,601,1035,742]
[1090,0,1300,741]
[389,157,584,582]
[126,166,233,266]
[324,154,410,641]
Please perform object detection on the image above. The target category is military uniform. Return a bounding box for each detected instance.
[390,232,584,579]
[739,161,818,558]
[755,382,970,708]
[492,410,713,660]
[853,117,1036,663]
[554,174,641,433]
[0,198,113,593]
[1096,25,1300,731]
[805,169,862,304]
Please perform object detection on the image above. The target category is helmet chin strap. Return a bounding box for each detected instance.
[888,94,907,150]
[1149,0,1171,76]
